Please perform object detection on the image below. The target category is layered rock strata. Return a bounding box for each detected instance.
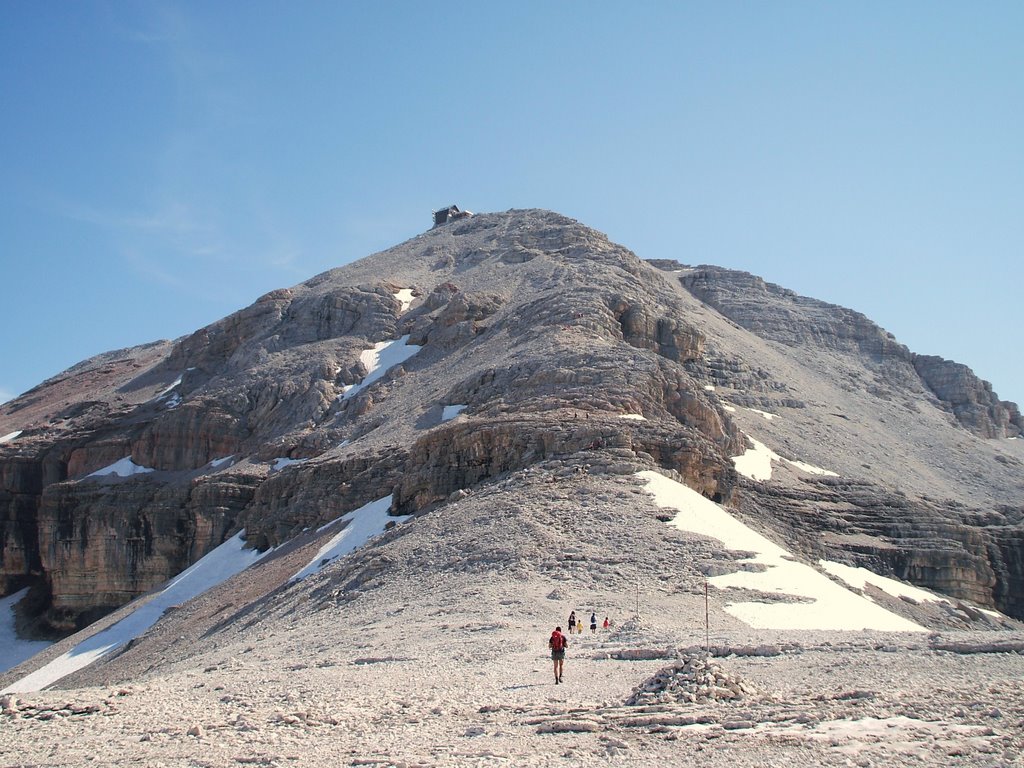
[1,209,1022,635]
[679,266,1021,439]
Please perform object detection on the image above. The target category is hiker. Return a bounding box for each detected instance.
[568,611,577,635]
[590,612,598,634]
[549,626,568,684]
[603,616,610,630]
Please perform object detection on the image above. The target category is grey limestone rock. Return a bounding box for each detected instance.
[2,208,1023,634]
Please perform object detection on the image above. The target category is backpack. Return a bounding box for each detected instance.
[550,631,566,651]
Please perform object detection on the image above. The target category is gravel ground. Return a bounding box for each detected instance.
[3,568,1023,767]
[3,469,1022,767]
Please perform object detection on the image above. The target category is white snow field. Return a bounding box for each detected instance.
[820,560,949,605]
[618,414,647,421]
[340,335,422,401]
[2,532,268,694]
[0,589,52,674]
[394,288,414,313]
[638,470,925,631]
[732,435,838,481]
[440,404,467,422]
[86,457,156,478]
[0,430,22,444]
[290,495,410,582]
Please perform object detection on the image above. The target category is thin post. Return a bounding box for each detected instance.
[704,580,710,654]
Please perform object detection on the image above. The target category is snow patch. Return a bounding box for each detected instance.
[342,335,422,401]
[785,459,839,477]
[291,496,410,581]
[732,436,837,481]
[394,288,414,313]
[722,405,737,413]
[618,414,646,421]
[441,404,467,422]
[638,470,926,632]
[732,436,778,481]
[703,385,715,392]
[820,560,948,605]
[747,408,777,421]
[87,457,156,478]
[271,457,307,472]
[154,374,183,400]
[209,456,235,468]
[2,531,269,693]
[0,430,23,444]
[0,589,52,675]
[979,607,1004,619]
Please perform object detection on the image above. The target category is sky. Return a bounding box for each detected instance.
[2,2,1021,407]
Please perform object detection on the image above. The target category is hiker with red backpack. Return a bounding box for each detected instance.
[549,626,568,684]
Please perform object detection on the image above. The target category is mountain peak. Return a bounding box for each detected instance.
[1,210,1022,650]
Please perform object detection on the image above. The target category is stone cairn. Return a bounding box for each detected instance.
[1,693,108,720]
[625,654,754,706]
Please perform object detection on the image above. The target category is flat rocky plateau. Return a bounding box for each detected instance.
[3,586,1023,767]
[3,470,1022,768]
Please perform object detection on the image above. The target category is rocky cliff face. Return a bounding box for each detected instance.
[680,266,1021,439]
[2,209,1023,634]
[912,355,1024,439]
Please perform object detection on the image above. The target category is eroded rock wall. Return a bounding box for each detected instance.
[679,265,1021,439]
[913,355,1023,438]
[738,478,1019,614]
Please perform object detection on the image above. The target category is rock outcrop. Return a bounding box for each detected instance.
[734,478,1020,612]
[678,265,1021,439]
[913,355,1023,439]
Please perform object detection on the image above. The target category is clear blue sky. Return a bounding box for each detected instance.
[2,2,1021,407]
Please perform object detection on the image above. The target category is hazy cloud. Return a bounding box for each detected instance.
[62,198,206,237]
[58,4,305,292]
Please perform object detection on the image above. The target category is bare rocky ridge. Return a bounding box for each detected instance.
[1,208,1023,644]
[679,264,1023,440]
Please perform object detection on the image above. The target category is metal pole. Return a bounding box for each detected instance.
[704,580,710,654]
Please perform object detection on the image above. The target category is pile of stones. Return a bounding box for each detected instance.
[2,692,117,720]
[625,654,754,706]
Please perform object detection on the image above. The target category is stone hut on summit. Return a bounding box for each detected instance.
[432,204,473,228]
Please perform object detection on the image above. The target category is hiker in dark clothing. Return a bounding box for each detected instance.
[568,611,577,635]
[549,626,568,684]
[590,612,598,634]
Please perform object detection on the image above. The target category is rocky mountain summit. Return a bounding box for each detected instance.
[1,207,1022,645]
